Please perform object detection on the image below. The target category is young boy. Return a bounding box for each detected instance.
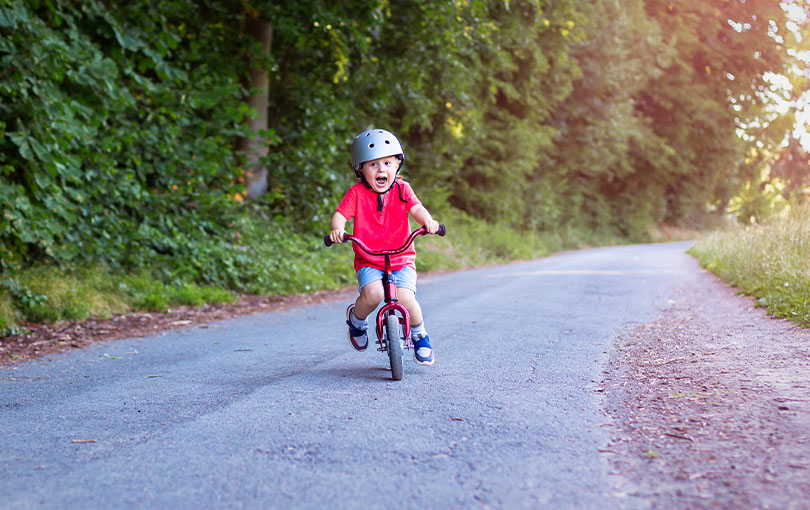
[328,128,439,365]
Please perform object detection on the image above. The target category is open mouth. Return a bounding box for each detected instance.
[375,176,388,188]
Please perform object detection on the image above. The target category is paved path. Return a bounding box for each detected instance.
[1,242,695,509]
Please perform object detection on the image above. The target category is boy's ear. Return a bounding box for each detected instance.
[352,161,363,179]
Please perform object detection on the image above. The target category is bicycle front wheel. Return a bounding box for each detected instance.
[385,314,404,381]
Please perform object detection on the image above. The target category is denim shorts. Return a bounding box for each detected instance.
[357,265,417,293]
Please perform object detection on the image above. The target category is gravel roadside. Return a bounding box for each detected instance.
[602,260,810,509]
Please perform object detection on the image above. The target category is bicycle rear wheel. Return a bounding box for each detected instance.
[385,314,404,380]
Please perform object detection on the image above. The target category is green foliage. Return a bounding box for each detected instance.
[0,277,48,317]
[445,0,584,228]
[770,138,810,207]
[1,0,806,333]
[689,205,810,326]
[8,265,130,322]
[233,213,356,294]
[546,0,669,240]
[635,0,797,223]
[417,207,555,269]
[353,0,493,197]
[259,0,385,226]
[0,263,239,326]
[0,291,20,333]
[120,273,235,312]
[0,0,249,272]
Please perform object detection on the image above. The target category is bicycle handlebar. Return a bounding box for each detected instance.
[324,224,446,253]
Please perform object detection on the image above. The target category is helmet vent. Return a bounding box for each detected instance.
[385,140,390,144]
[369,143,375,148]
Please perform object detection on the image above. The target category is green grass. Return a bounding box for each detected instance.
[0,207,635,334]
[688,205,810,327]
[0,266,238,334]
[118,274,237,312]
[0,292,20,333]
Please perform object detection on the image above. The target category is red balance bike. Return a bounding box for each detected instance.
[324,225,446,380]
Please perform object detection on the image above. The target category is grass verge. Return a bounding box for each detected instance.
[688,205,810,327]
[0,207,631,335]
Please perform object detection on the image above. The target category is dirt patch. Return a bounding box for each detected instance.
[602,264,810,508]
[0,288,353,366]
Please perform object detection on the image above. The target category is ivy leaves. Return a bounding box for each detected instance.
[0,0,247,272]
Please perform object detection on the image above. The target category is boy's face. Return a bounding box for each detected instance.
[360,156,400,193]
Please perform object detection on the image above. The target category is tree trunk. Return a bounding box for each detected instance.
[239,16,272,199]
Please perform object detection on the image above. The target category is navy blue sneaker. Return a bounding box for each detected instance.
[346,305,368,352]
[412,335,434,365]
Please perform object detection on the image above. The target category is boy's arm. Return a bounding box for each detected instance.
[409,204,439,234]
[329,211,348,243]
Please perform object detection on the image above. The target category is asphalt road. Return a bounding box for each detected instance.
[1,242,695,509]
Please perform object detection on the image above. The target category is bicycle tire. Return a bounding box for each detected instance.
[385,314,404,381]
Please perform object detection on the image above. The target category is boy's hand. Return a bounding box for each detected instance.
[330,229,347,244]
[424,220,439,235]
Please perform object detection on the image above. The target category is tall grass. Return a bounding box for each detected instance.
[688,205,810,327]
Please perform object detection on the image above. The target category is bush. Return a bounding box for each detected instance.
[0,1,250,272]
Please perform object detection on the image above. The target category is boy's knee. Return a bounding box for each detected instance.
[397,288,415,303]
[360,282,384,305]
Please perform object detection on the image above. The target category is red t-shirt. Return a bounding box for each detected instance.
[336,180,421,271]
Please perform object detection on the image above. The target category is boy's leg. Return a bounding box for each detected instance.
[396,288,423,326]
[346,275,384,352]
[398,288,434,366]
[355,280,384,319]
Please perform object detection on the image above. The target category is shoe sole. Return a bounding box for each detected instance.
[414,354,434,366]
[346,305,368,352]
[413,339,434,365]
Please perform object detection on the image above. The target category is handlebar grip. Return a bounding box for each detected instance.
[437,224,446,237]
[325,233,350,246]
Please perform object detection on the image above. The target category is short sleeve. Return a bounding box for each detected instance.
[398,180,421,208]
[336,186,358,221]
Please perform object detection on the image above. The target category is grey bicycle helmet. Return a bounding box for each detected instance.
[350,129,405,179]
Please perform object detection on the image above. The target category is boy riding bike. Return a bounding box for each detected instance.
[328,129,439,365]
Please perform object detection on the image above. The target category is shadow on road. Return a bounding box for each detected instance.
[313,364,396,381]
